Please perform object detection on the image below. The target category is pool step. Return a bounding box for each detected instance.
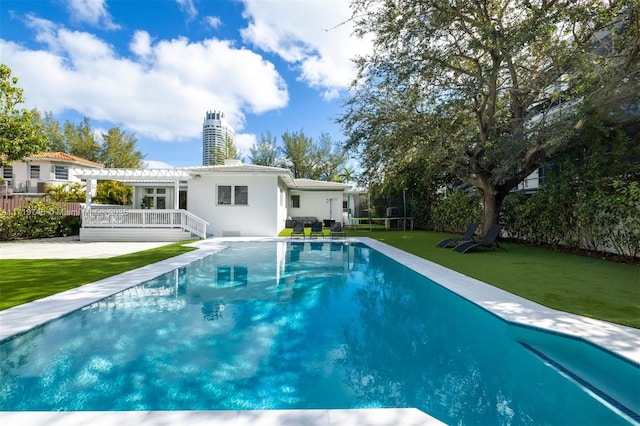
[518,340,640,424]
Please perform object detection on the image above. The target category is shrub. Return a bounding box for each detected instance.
[2,201,65,240]
[430,189,482,233]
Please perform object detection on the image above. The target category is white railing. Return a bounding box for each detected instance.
[82,208,208,239]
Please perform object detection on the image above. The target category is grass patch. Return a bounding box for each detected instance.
[0,241,198,310]
[355,229,640,329]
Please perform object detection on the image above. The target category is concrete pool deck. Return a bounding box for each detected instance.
[1,236,639,425]
[0,236,174,259]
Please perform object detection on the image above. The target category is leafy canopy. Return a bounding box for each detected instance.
[0,64,48,166]
[341,0,639,230]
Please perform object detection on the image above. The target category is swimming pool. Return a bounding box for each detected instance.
[1,240,638,424]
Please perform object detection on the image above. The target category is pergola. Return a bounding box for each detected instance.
[72,168,190,209]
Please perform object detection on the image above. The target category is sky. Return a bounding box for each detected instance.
[1,0,371,168]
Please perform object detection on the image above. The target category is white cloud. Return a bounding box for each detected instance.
[66,0,120,30]
[2,20,289,143]
[130,30,153,58]
[240,0,371,100]
[234,133,258,158]
[205,16,222,30]
[175,0,198,21]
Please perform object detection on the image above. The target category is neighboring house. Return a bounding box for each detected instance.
[73,159,353,241]
[0,152,103,198]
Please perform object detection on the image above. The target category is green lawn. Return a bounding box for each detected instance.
[0,241,198,310]
[1,232,639,328]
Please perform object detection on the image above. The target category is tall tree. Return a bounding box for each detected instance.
[222,134,242,162]
[100,127,145,168]
[249,131,278,166]
[314,132,347,181]
[32,110,66,152]
[342,0,640,233]
[0,64,48,167]
[64,117,101,162]
[280,130,317,178]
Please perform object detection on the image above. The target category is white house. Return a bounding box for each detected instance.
[73,160,353,241]
[1,152,103,198]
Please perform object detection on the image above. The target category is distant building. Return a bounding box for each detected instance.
[0,152,103,198]
[202,110,234,166]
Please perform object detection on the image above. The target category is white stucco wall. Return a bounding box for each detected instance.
[188,174,281,237]
[3,159,98,194]
[289,190,345,223]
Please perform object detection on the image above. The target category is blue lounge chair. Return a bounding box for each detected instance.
[291,221,305,238]
[453,224,504,253]
[309,221,324,238]
[435,223,479,248]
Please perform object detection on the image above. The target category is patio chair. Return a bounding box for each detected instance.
[309,221,324,238]
[435,223,479,248]
[453,224,504,253]
[290,221,305,238]
[330,222,346,238]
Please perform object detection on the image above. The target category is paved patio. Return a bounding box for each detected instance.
[0,236,174,259]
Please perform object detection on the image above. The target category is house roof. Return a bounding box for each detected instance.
[71,163,352,191]
[292,178,351,191]
[183,163,291,175]
[27,152,104,168]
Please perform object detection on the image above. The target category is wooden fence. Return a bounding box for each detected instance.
[0,199,82,216]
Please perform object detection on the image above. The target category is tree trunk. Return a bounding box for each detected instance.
[480,188,505,237]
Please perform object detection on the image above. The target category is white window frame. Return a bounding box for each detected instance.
[53,165,68,180]
[217,184,248,206]
[30,165,40,179]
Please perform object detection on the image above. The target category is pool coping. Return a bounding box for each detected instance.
[1,236,639,425]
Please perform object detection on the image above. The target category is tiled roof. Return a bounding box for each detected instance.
[27,152,104,168]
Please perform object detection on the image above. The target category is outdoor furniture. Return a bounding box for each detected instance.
[330,222,346,238]
[309,221,324,238]
[435,223,479,248]
[453,224,504,253]
[323,219,335,228]
[290,222,305,238]
[291,216,318,227]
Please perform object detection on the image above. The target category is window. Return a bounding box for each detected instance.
[54,165,68,180]
[234,186,248,205]
[217,185,232,204]
[141,187,167,209]
[217,185,248,205]
[30,165,40,179]
[2,167,12,179]
[291,195,300,208]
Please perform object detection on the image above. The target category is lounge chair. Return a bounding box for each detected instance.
[330,222,346,238]
[453,224,504,253]
[309,221,324,238]
[290,221,305,238]
[435,223,479,248]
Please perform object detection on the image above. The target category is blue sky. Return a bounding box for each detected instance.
[1,0,370,168]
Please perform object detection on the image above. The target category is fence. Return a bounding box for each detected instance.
[0,199,82,216]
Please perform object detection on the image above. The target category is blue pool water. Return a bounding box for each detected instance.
[0,242,637,424]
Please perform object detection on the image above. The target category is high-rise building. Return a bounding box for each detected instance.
[202,110,234,166]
